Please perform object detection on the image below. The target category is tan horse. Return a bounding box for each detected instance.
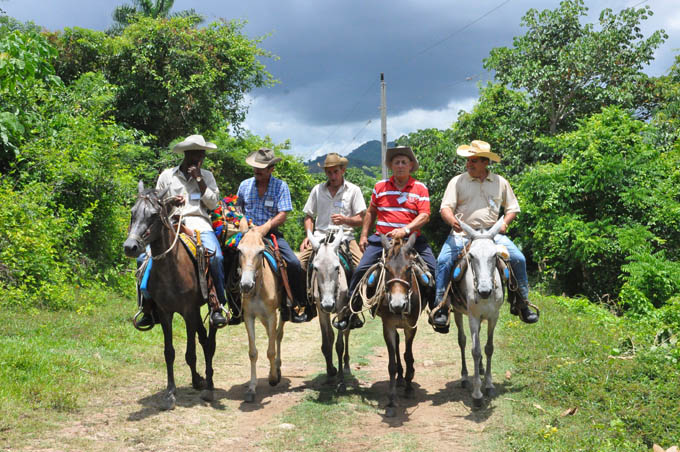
[237,220,285,403]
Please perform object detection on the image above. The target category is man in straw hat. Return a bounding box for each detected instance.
[430,140,539,333]
[299,152,366,270]
[236,148,313,323]
[135,134,228,329]
[336,146,437,330]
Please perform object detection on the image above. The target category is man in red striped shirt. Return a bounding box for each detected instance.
[336,146,436,330]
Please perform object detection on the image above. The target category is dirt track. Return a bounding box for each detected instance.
[8,315,505,452]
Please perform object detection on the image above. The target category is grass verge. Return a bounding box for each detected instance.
[482,294,680,452]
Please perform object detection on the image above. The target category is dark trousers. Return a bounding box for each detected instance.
[348,234,436,307]
[271,232,307,306]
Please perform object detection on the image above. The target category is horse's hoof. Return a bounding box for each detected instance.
[396,377,406,388]
[472,397,483,408]
[385,406,397,418]
[404,386,415,399]
[336,382,346,394]
[327,366,338,377]
[484,387,496,398]
[244,391,255,403]
[460,379,468,389]
[192,377,206,390]
[200,389,214,402]
[161,393,176,411]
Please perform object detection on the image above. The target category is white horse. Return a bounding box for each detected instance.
[307,229,352,391]
[450,218,505,407]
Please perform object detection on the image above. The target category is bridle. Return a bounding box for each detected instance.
[129,193,183,260]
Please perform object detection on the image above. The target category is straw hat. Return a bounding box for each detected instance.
[318,152,349,168]
[172,134,217,154]
[456,140,500,163]
[386,146,419,172]
[245,148,282,168]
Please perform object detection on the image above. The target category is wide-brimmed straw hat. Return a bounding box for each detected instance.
[456,140,501,163]
[172,134,217,154]
[386,146,419,172]
[245,148,282,168]
[318,152,349,168]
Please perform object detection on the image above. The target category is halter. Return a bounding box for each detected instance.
[464,234,500,303]
[131,193,184,260]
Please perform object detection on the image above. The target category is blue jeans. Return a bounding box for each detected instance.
[435,233,529,303]
[136,230,227,307]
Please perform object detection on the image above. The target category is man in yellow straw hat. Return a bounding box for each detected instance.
[299,152,366,270]
[430,140,539,333]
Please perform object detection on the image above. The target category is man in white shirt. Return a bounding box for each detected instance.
[299,153,367,270]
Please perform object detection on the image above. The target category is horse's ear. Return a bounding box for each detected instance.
[379,233,391,249]
[403,232,417,253]
[137,180,145,194]
[239,218,249,233]
[331,230,344,250]
[459,220,479,240]
[488,218,505,238]
[308,229,321,251]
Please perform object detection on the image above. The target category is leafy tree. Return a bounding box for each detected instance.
[484,0,667,135]
[110,0,202,34]
[514,107,680,306]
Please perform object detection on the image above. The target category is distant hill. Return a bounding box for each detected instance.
[305,140,396,173]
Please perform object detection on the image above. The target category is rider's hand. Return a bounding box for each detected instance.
[359,235,368,252]
[500,221,508,235]
[300,237,310,251]
[451,218,463,233]
[187,163,201,180]
[386,227,407,240]
[330,214,344,225]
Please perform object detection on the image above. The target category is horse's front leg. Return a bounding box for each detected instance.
[266,311,282,386]
[394,330,405,387]
[319,310,337,378]
[453,312,468,387]
[403,326,417,398]
[336,328,350,392]
[468,315,483,407]
[195,315,216,402]
[160,314,177,411]
[184,312,205,390]
[244,312,258,402]
[383,322,399,417]
[483,316,498,398]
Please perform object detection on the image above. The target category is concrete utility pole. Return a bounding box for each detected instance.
[380,73,387,179]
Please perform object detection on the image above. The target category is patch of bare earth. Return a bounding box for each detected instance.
[5,314,506,452]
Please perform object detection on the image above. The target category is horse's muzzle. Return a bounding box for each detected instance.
[388,294,410,315]
[123,238,143,258]
[240,272,255,294]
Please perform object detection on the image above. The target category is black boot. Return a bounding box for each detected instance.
[517,304,539,324]
[291,303,308,323]
[210,309,228,328]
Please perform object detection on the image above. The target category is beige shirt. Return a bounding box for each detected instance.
[440,171,520,232]
[303,179,366,235]
[156,166,219,232]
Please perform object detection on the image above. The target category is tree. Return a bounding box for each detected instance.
[484,0,667,135]
[110,0,202,34]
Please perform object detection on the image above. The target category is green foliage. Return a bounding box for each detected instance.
[105,17,275,145]
[484,0,667,135]
[110,0,203,35]
[515,107,680,305]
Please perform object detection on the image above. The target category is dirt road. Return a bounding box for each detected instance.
[9,315,504,452]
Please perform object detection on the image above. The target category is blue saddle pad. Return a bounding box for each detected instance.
[140,258,152,299]
[263,250,278,272]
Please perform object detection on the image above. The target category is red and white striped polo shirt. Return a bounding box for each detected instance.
[371,176,430,235]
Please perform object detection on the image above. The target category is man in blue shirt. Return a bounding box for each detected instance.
[236,148,313,323]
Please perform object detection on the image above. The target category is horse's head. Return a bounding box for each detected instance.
[123,181,171,258]
[309,229,345,313]
[381,233,417,315]
[459,219,504,299]
[237,220,269,294]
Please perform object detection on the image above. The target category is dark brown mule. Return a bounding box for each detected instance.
[377,233,424,417]
[123,181,217,410]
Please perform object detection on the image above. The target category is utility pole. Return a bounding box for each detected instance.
[380,73,387,179]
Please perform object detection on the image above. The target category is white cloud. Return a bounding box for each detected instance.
[243,96,477,161]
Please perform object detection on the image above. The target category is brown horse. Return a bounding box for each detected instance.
[376,233,424,417]
[123,181,217,410]
[237,220,285,402]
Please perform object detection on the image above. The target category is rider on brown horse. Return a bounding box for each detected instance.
[135,135,228,329]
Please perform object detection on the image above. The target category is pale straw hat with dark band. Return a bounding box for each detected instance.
[245,148,282,168]
[456,140,501,163]
[172,134,217,153]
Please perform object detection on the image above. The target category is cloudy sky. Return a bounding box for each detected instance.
[3,0,679,160]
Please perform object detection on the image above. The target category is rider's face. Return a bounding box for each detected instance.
[324,165,346,188]
[466,157,489,178]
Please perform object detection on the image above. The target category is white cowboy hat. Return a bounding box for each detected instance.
[172,134,217,154]
[386,146,419,172]
[318,152,349,168]
[245,148,282,168]
[456,140,501,163]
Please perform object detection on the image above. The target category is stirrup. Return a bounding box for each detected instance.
[133,309,155,331]
[204,305,229,329]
